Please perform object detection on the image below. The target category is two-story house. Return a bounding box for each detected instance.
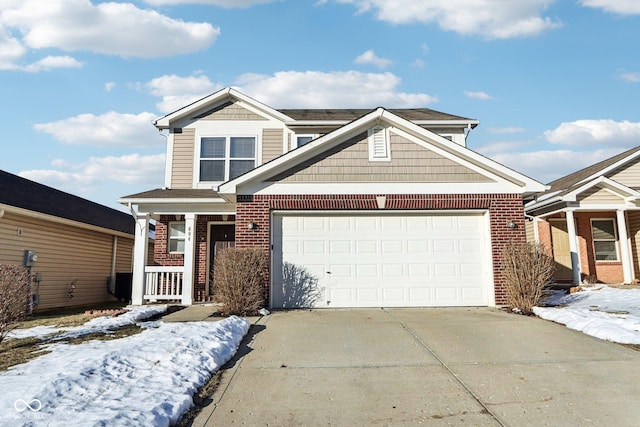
[119,87,544,309]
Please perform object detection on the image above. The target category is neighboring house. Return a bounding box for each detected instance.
[525,147,640,285]
[0,170,135,311]
[119,87,544,309]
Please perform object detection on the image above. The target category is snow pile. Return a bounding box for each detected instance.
[534,286,640,344]
[1,316,249,426]
[6,305,167,341]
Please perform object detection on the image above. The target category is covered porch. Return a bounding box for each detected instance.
[526,177,640,285]
[118,189,236,305]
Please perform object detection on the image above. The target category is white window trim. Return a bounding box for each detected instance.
[168,221,186,254]
[590,218,619,262]
[198,135,258,183]
[294,134,317,148]
[368,125,391,162]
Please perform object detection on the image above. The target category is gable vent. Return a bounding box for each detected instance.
[368,125,390,161]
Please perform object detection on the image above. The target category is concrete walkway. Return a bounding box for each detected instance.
[195,308,640,426]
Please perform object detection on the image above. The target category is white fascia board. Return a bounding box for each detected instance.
[564,176,640,202]
[524,195,563,212]
[219,108,386,194]
[237,181,525,196]
[132,202,236,216]
[117,196,229,206]
[378,110,546,193]
[154,87,293,129]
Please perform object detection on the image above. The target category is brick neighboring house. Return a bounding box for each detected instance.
[119,87,545,308]
[525,147,640,285]
[0,170,135,310]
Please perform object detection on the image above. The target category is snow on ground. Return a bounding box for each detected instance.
[534,286,640,344]
[6,305,168,341]
[1,312,249,427]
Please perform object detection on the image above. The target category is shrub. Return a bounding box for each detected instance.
[0,265,30,343]
[212,247,267,316]
[501,241,555,315]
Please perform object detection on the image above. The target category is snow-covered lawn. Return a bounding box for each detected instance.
[534,286,640,344]
[0,306,249,427]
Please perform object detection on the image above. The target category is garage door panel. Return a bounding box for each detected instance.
[272,212,491,308]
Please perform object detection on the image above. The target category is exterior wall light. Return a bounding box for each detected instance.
[507,219,517,230]
[247,222,257,230]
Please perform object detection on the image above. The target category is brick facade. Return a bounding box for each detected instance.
[540,212,624,283]
[235,193,526,306]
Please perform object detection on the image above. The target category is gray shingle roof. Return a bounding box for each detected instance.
[119,188,222,200]
[279,108,476,123]
[0,170,134,235]
[547,146,640,194]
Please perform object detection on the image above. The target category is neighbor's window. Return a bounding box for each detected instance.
[591,219,618,261]
[168,222,186,254]
[200,136,256,182]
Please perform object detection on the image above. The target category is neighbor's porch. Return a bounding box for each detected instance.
[533,208,640,284]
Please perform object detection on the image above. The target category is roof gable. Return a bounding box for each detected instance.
[265,129,493,184]
[218,108,544,195]
[0,170,134,234]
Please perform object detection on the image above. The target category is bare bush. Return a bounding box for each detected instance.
[0,265,30,343]
[213,247,267,316]
[501,241,555,315]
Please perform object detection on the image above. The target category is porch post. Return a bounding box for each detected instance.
[131,214,149,305]
[565,210,581,284]
[181,213,195,305]
[616,210,633,284]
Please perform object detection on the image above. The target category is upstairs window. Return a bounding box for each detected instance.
[295,135,314,147]
[168,222,185,254]
[200,136,256,182]
[591,219,618,261]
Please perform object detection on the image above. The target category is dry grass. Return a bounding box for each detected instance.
[0,304,141,371]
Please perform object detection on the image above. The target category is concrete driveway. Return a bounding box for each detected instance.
[195,308,640,426]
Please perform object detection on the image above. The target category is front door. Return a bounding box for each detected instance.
[208,224,235,296]
[550,219,573,281]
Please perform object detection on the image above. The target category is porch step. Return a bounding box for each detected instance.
[161,305,220,322]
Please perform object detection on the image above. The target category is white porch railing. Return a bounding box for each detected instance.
[144,266,184,300]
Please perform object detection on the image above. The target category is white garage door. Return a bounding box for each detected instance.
[271,212,492,308]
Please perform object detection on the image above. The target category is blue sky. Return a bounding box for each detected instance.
[1,0,639,211]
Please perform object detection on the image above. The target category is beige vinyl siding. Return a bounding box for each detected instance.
[115,236,133,273]
[525,219,535,243]
[171,128,195,189]
[0,212,133,311]
[578,187,623,204]
[197,101,267,121]
[609,160,640,188]
[269,131,493,183]
[628,210,640,278]
[262,128,284,163]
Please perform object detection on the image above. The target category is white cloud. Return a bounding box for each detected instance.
[411,58,425,68]
[145,0,276,6]
[544,119,640,147]
[487,148,624,183]
[354,50,392,69]
[332,0,561,39]
[105,82,116,92]
[34,112,162,148]
[234,70,438,108]
[580,0,640,14]
[145,74,222,114]
[486,126,526,134]
[0,0,219,66]
[464,90,493,100]
[20,153,166,203]
[620,72,640,83]
[22,55,83,72]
